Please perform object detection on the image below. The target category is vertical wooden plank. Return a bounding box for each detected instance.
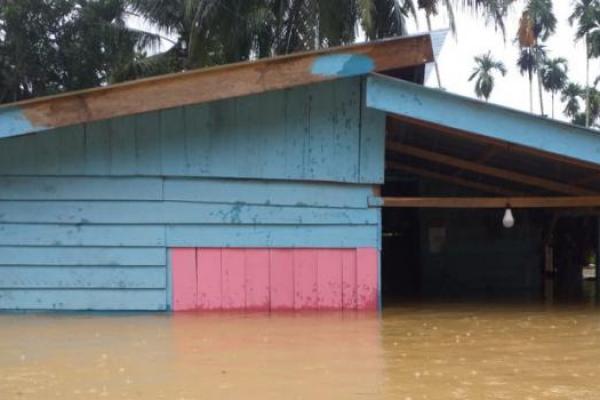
[184,104,211,175]
[293,249,318,310]
[332,78,361,181]
[596,217,600,305]
[317,249,343,310]
[207,100,236,178]
[305,82,334,180]
[342,249,358,310]
[270,249,294,310]
[0,135,12,173]
[221,249,246,309]
[160,107,188,175]
[171,248,197,311]
[166,248,173,310]
[32,130,59,174]
[356,248,379,310]
[234,95,262,178]
[253,91,287,178]
[85,120,112,175]
[109,115,137,175]
[244,249,270,311]
[57,125,86,175]
[283,86,308,179]
[196,248,222,310]
[135,112,162,175]
[359,78,386,184]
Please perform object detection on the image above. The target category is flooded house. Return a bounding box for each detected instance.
[0,32,598,312]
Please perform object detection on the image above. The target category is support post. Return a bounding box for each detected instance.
[597,217,600,304]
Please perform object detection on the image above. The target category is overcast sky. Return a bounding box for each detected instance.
[410,1,599,122]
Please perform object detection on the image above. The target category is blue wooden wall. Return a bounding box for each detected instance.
[0,78,386,311]
[0,78,385,183]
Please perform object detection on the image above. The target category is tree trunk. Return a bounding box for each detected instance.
[538,69,545,116]
[586,33,591,127]
[426,14,442,89]
[551,91,555,119]
[529,72,533,113]
[314,4,320,50]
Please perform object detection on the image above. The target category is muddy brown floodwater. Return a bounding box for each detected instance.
[1,304,600,400]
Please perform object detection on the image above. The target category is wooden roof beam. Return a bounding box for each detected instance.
[387,162,524,196]
[380,196,600,208]
[0,34,433,139]
[387,142,596,196]
[454,146,497,179]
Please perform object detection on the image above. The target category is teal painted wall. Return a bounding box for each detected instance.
[0,78,385,184]
[0,78,386,311]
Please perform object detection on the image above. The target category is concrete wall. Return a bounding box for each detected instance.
[0,78,386,311]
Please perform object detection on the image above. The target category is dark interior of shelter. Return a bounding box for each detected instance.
[381,117,600,306]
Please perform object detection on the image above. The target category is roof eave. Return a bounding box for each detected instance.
[0,34,433,139]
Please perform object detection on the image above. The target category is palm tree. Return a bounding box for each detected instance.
[561,82,584,120]
[541,57,568,118]
[122,0,418,80]
[0,0,150,103]
[573,87,600,127]
[468,51,507,101]
[416,0,511,88]
[592,87,600,127]
[122,0,517,82]
[569,0,600,127]
[360,0,417,40]
[527,0,556,117]
[517,44,546,113]
[516,1,556,116]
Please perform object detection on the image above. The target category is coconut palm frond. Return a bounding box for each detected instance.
[469,51,506,101]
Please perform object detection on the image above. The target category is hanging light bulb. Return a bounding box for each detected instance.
[502,206,515,229]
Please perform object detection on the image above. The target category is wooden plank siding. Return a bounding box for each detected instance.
[0,78,385,311]
[0,176,380,311]
[0,79,385,184]
[172,248,378,311]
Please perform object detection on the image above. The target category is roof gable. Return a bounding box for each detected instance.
[0,34,433,139]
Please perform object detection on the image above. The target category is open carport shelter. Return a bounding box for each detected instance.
[0,33,599,311]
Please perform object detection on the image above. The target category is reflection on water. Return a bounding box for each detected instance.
[1,305,600,399]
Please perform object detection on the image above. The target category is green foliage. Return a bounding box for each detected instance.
[569,0,600,58]
[561,83,600,127]
[525,0,556,41]
[541,57,568,117]
[0,0,151,103]
[517,44,545,79]
[122,0,418,79]
[468,51,506,101]
[561,82,584,118]
[541,57,568,92]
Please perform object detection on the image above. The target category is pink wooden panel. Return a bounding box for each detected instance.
[221,249,246,309]
[317,249,343,310]
[196,249,222,310]
[356,248,379,310]
[245,249,270,311]
[171,248,197,311]
[342,249,357,310]
[269,249,294,310]
[293,249,319,310]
